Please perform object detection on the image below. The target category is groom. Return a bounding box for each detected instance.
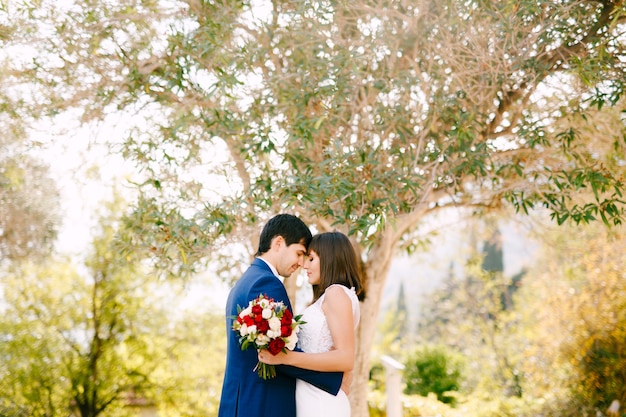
[217,214,343,417]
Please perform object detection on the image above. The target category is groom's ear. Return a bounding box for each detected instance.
[269,235,285,251]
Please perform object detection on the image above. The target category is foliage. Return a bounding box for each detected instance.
[3,0,625,258]
[3,1,626,415]
[368,358,386,395]
[144,308,227,417]
[372,282,411,360]
[0,258,146,417]
[517,222,626,415]
[403,345,464,405]
[0,152,60,263]
[0,203,226,417]
[410,214,626,416]
[368,390,458,417]
[417,222,527,397]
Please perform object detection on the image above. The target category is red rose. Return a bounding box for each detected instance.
[282,309,293,323]
[254,313,263,323]
[268,338,285,355]
[252,305,263,315]
[280,324,292,337]
[243,316,255,326]
[257,320,270,333]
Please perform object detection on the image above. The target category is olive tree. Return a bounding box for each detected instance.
[3,1,625,414]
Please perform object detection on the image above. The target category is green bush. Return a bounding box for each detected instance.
[403,345,464,405]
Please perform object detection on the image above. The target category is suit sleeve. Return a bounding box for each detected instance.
[277,363,343,396]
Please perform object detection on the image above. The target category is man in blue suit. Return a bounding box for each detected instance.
[218,214,343,417]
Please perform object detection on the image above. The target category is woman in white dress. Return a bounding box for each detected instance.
[258,231,363,417]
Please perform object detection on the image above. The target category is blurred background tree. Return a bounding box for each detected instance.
[516,222,626,416]
[403,215,626,417]
[416,219,526,399]
[0,152,60,263]
[0,196,225,416]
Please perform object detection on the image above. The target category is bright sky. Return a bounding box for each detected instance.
[35,109,242,311]
[33,111,135,255]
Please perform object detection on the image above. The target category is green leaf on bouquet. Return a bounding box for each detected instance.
[240,339,250,351]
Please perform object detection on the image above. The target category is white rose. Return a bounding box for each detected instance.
[259,298,270,309]
[255,333,270,346]
[267,329,281,339]
[285,333,298,350]
[268,317,281,332]
[262,308,273,319]
[239,324,249,336]
[246,324,257,335]
[240,306,252,318]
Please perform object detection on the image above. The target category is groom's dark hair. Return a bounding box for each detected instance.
[256,214,312,256]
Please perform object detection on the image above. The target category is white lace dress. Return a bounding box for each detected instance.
[296,285,360,417]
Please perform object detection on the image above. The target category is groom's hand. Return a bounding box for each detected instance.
[258,349,289,365]
[340,370,353,394]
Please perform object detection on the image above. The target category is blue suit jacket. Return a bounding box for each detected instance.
[217,258,343,417]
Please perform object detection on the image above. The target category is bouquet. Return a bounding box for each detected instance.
[232,293,304,379]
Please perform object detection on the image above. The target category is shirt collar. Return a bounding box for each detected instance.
[257,257,280,278]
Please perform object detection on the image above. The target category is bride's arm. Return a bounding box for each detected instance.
[258,286,355,372]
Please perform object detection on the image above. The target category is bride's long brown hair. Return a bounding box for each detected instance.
[309,231,363,303]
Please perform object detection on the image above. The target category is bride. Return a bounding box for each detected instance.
[258,231,363,417]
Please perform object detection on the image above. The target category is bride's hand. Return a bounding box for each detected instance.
[258,349,288,365]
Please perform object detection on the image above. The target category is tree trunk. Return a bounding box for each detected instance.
[350,242,396,417]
